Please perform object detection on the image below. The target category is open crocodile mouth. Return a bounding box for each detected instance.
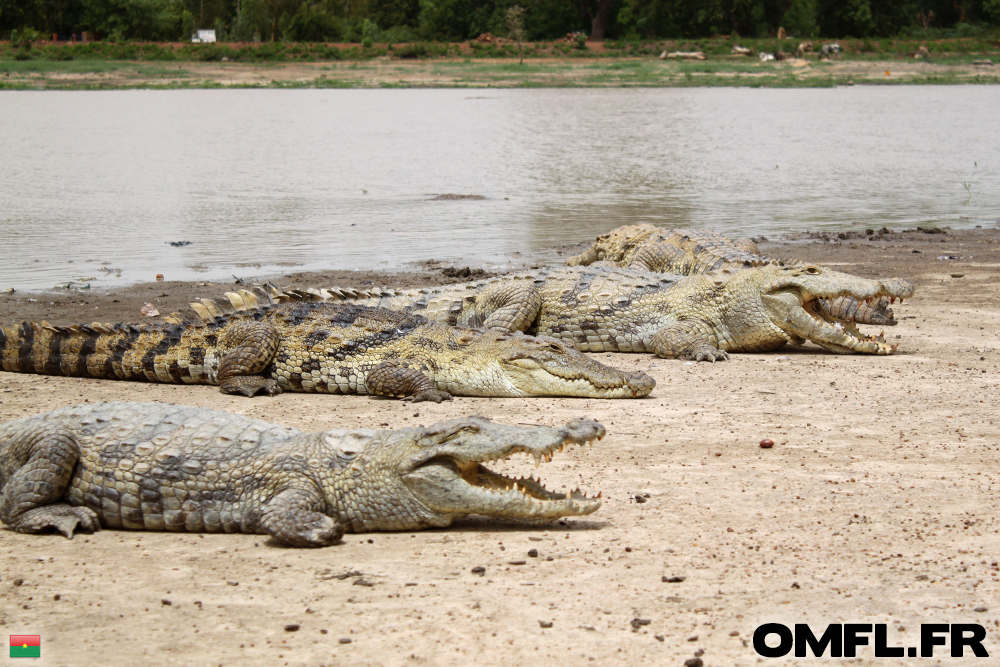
[404,425,604,521]
[774,289,900,354]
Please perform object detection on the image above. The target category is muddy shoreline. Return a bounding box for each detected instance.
[4,57,998,90]
[2,227,1000,666]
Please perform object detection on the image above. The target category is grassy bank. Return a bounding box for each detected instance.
[1,36,997,89]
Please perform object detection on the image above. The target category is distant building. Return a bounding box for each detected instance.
[191,30,216,43]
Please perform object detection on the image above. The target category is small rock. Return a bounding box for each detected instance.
[471,566,486,576]
[662,575,686,583]
[13,579,23,586]
[974,607,988,612]
[729,630,740,636]
[684,658,704,667]
[759,439,775,449]
[791,582,800,589]
[539,620,553,628]
[285,624,300,632]
[352,578,374,587]
[950,274,965,278]
[339,637,352,644]
[155,274,164,281]
[631,618,651,629]
[687,636,699,642]
[161,599,172,606]
[53,594,61,601]
[916,574,929,581]
[227,581,239,586]
[508,560,527,566]
[528,549,538,558]
[654,634,664,642]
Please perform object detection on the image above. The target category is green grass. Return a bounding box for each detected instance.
[1,43,997,89]
[0,60,192,77]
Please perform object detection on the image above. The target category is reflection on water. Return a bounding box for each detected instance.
[0,86,996,290]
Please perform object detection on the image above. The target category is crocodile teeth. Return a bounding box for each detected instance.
[534,454,542,469]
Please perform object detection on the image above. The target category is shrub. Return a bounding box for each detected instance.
[394,43,429,58]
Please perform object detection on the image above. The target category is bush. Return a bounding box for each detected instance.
[11,28,41,50]
[393,43,429,58]
[191,45,237,61]
[379,25,420,43]
[45,47,75,61]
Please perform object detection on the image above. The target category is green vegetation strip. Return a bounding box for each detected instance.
[1,39,997,89]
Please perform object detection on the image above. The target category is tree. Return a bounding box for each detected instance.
[585,0,613,39]
[371,0,418,28]
[505,3,523,62]
[816,0,875,36]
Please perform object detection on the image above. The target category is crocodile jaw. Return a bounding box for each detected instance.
[500,357,655,399]
[399,417,604,523]
[762,292,896,354]
[498,336,656,398]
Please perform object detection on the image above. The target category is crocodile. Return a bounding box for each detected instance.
[0,292,654,401]
[564,224,907,326]
[0,401,604,546]
[269,263,913,361]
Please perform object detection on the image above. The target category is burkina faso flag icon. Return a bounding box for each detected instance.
[10,635,40,658]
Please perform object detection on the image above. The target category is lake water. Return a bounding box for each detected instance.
[0,86,997,291]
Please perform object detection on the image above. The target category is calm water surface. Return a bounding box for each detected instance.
[0,86,997,290]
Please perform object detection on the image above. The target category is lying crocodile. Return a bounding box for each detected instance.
[0,293,654,401]
[0,401,604,546]
[564,224,905,326]
[270,263,913,361]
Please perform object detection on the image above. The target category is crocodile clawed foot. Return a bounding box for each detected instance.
[221,377,283,397]
[692,347,729,363]
[259,379,283,397]
[406,389,454,404]
[12,505,101,539]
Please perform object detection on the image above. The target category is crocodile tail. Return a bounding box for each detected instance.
[0,320,121,377]
[1,318,211,384]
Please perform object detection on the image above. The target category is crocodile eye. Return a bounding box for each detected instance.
[805,267,821,274]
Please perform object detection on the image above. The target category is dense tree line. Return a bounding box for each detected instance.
[3,0,999,43]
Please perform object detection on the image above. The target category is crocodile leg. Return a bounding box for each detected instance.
[258,488,344,547]
[216,321,283,397]
[468,282,543,332]
[366,362,453,403]
[648,322,731,362]
[0,425,100,537]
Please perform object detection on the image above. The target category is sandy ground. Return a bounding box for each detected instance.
[5,56,999,89]
[1,227,999,666]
